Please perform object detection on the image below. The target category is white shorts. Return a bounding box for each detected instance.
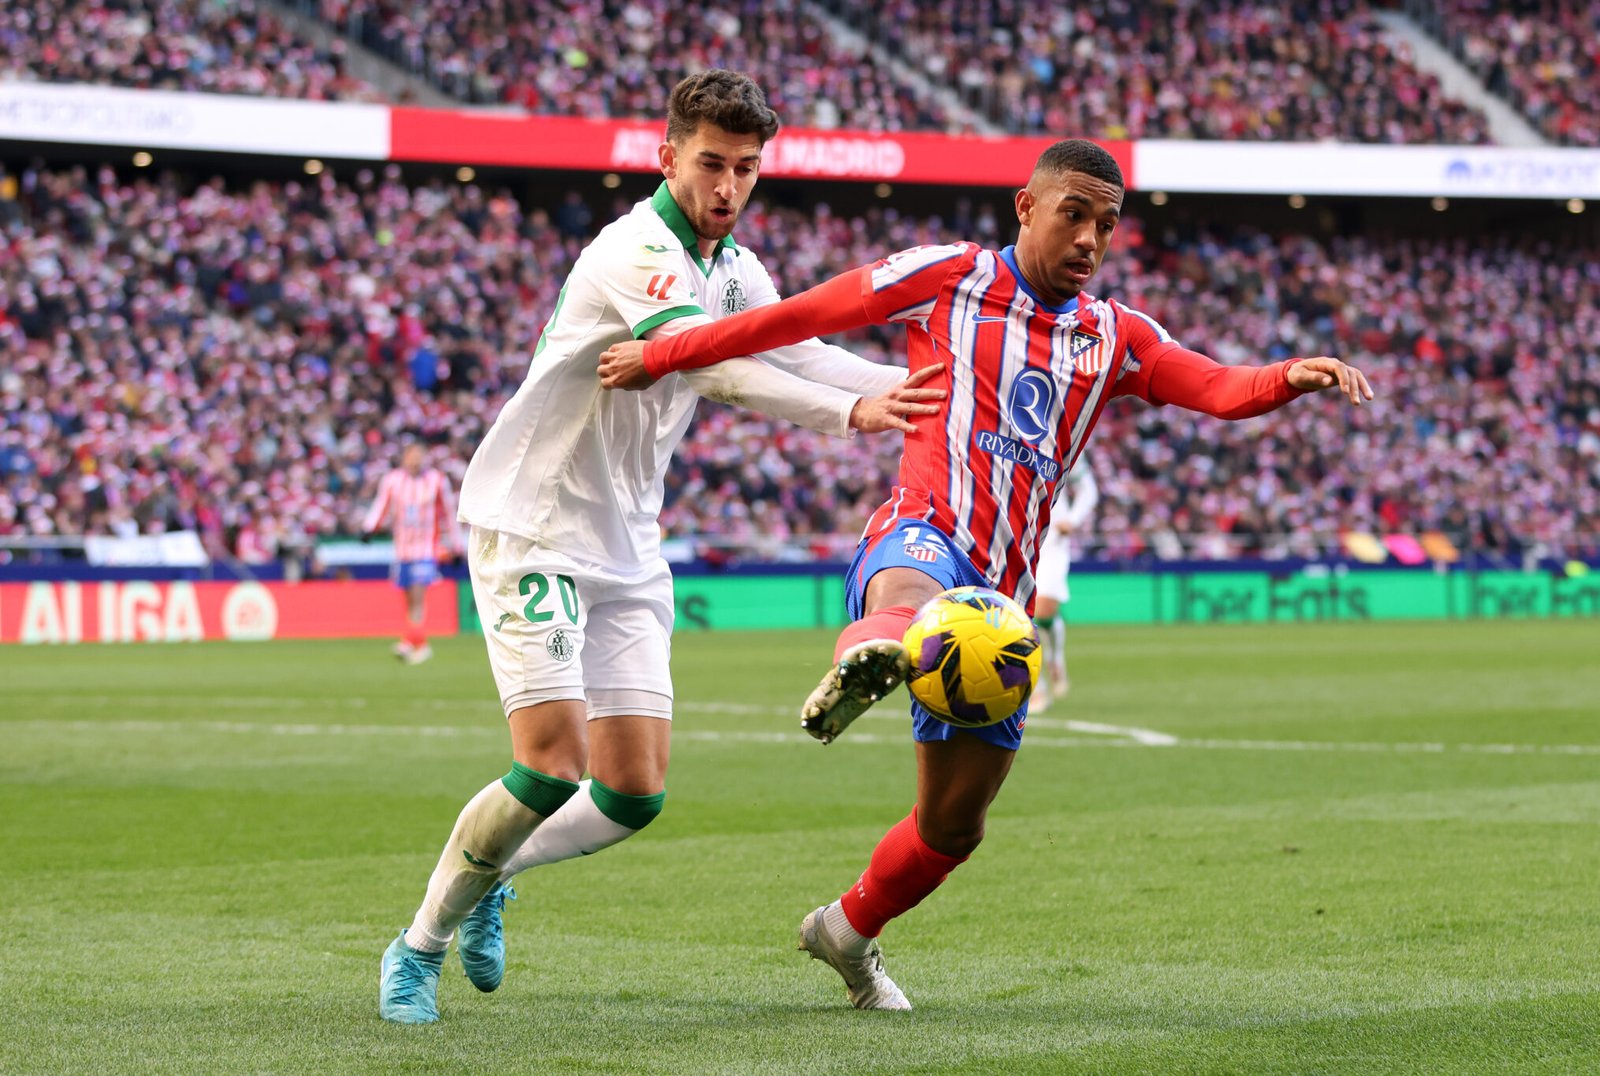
[1034,527,1072,605]
[468,527,675,719]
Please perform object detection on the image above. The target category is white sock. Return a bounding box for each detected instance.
[499,779,637,880]
[1048,616,1066,673]
[821,900,873,956]
[404,780,546,952]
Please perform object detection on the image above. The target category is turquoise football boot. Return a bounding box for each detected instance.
[379,931,444,1024]
[458,883,515,992]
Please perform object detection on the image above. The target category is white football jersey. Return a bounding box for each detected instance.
[459,183,903,568]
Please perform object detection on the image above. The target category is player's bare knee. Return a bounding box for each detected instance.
[864,566,943,614]
[932,826,985,858]
[589,763,665,798]
[916,812,986,858]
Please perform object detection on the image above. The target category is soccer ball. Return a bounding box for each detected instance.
[902,587,1040,727]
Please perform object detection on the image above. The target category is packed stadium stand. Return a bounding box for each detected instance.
[3,161,1595,565]
[8,0,1518,142]
[1408,0,1600,147]
[820,0,1494,142]
[296,0,956,130]
[1,0,386,101]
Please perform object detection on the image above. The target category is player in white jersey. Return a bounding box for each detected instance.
[378,70,944,1024]
[361,442,456,665]
[1030,453,1098,709]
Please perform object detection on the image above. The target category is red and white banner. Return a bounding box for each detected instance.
[7,82,1600,198]
[388,107,1130,186]
[0,580,456,644]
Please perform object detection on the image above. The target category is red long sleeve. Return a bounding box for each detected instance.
[1142,346,1306,419]
[642,266,877,378]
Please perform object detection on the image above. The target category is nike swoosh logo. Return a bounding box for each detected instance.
[971,314,1009,324]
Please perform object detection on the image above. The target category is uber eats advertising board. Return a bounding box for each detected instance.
[454,568,1600,633]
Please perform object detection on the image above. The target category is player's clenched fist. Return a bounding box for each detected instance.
[849,364,946,434]
[598,340,653,389]
[1287,356,1375,406]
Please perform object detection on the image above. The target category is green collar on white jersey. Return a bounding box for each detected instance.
[651,182,738,276]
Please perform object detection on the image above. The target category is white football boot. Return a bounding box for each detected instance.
[800,640,910,743]
[797,904,911,1011]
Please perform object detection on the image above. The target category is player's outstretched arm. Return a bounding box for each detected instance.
[1138,348,1374,420]
[598,266,878,389]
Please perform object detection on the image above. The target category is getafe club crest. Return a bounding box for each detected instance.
[546,629,575,663]
[722,280,747,316]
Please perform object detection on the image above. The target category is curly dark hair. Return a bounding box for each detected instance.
[665,69,781,146]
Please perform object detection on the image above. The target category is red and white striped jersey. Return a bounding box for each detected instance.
[641,240,1307,609]
[856,242,1186,605]
[364,467,455,563]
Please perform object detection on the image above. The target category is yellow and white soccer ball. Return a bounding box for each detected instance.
[902,586,1041,727]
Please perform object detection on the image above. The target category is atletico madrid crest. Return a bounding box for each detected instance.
[1070,329,1103,375]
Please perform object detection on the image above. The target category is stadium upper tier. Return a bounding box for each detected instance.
[818,0,1492,142]
[1,0,385,102]
[1,164,1595,564]
[7,0,1575,145]
[1413,0,1600,147]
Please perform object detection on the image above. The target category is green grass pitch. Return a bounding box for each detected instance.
[3,620,1598,1073]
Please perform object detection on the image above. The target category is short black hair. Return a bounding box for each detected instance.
[665,70,780,146]
[1032,139,1125,189]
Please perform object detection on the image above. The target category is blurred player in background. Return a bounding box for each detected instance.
[361,442,455,665]
[377,70,942,1024]
[1030,452,1098,709]
[601,138,1372,1010]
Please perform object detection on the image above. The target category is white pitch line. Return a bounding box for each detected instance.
[5,717,1600,756]
[11,693,1174,745]
[1057,719,1178,746]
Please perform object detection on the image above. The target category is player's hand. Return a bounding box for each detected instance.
[1288,357,1374,406]
[598,341,654,390]
[848,364,946,435]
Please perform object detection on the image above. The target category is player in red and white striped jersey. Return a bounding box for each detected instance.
[362,443,456,664]
[600,140,1372,1009]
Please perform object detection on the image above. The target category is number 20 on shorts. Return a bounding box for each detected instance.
[518,573,579,624]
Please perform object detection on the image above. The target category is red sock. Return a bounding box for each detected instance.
[404,623,427,649]
[839,809,968,938]
[834,605,919,662]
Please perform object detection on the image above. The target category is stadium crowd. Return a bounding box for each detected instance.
[1411,0,1600,147]
[308,0,1492,142]
[299,0,953,131]
[4,0,1511,144]
[3,163,1597,566]
[823,0,1493,142]
[1,0,385,102]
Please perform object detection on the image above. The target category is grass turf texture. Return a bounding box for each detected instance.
[2,621,1598,1074]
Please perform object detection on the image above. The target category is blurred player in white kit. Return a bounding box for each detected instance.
[1030,453,1098,709]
